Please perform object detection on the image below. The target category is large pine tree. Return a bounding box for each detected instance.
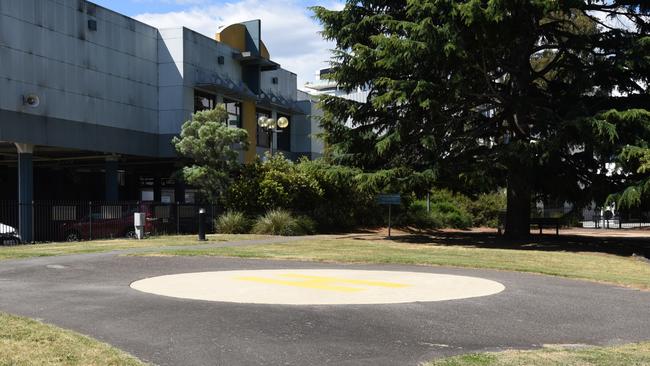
[313,0,649,237]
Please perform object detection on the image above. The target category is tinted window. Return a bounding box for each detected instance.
[194,90,215,113]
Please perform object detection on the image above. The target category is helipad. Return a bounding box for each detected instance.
[130,269,505,305]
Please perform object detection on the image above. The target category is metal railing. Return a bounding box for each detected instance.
[0,201,20,245]
[588,213,650,229]
[0,201,219,244]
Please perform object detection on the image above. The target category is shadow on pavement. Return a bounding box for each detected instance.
[347,229,650,259]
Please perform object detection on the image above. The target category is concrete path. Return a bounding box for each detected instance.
[1,244,650,365]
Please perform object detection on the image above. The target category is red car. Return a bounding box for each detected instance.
[60,203,156,242]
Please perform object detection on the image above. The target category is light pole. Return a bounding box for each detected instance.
[257,116,289,157]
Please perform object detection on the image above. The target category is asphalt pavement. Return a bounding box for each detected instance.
[1,246,650,365]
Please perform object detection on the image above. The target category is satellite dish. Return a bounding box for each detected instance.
[23,94,40,108]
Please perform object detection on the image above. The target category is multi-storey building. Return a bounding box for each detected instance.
[0,0,322,240]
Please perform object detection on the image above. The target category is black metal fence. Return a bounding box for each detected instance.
[0,201,218,244]
[590,213,650,229]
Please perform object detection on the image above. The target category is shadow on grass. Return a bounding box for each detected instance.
[350,230,650,259]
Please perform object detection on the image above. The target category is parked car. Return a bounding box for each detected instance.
[60,203,156,242]
[0,223,21,245]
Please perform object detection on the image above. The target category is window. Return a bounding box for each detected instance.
[256,109,271,148]
[276,114,291,151]
[194,90,216,113]
[184,190,196,204]
[224,98,242,128]
[161,189,175,204]
[140,189,154,202]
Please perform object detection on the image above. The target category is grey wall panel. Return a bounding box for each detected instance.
[0,0,159,135]
[0,1,315,159]
[0,109,164,157]
[261,68,297,101]
[157,28,186,135]
[183,28,242,88]
[159,110,190,135]
[158,28,184,63]
[158,62,184,87]
[290,114,312,153]
[159,86,186,111]
[158,134,178,157]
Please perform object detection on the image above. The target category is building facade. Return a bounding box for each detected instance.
[303,68,370,102]
[0,0,322,241]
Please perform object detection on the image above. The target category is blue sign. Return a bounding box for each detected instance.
[377,194,401,205]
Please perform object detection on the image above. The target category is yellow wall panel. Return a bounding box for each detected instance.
[215,24,246,52]
[241,100,258,163]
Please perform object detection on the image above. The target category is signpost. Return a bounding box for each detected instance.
[376,194,401,238]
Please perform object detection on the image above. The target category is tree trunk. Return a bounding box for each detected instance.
[505,167,532,239]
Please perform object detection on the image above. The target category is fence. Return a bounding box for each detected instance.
[0,201,219,244]
[587,213,650,229]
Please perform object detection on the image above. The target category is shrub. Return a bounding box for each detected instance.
[222,154,434,232]
[297,159,380,231]
[252,209,314,236]
[215,211,251,234]
[429,202,473,229]
[405,200,443,229]
[406,191,473,229]
[295,215,317,235]
[467,191,507,227]
[224,154,322,215]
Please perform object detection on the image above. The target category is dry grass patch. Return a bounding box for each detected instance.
[142,238,650,290]
[0,234,268,261]
[426,342,650,366]
[0,312,145,365]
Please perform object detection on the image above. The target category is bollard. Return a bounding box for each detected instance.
[198,208,206,241]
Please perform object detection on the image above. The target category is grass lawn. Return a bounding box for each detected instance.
[426,342,650,366]
[0,234,268,261]
[136,236,650,290]
[0,312,145,366]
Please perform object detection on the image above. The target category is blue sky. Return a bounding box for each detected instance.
[91,0,342,86]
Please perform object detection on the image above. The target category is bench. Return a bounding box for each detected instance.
[498,213,561,235]
[529,217,560,235]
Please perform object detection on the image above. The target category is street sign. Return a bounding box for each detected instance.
[377,194,401,205]
[376,194,401,238]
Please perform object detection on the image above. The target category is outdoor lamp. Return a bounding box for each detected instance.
[277,117,289,129]
[257,116,268,128]
[266,118,277,129]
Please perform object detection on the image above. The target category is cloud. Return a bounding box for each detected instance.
[587,8,641,32]
[134,0,343,87]
[133,0,209,5]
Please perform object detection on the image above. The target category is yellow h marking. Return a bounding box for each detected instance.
[235,273,410,293]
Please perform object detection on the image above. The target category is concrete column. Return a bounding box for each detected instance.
[271,110,278,152]
[15,143,34,243]
[105,156,119,201]
[153,176,162,202]
[174,179,186,203]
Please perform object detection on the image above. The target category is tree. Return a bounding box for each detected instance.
[605,109,650,210]
[173,106,249,201]
[313,0,649,237]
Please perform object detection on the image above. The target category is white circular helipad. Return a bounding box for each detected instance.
[131,270,505,305]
